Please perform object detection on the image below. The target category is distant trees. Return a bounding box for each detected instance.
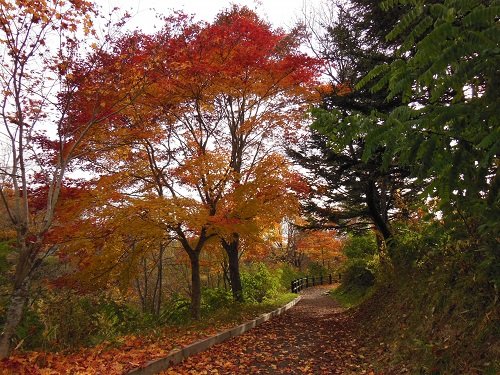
[269,218,344,271]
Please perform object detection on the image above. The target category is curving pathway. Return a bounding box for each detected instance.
[162,285,374,374]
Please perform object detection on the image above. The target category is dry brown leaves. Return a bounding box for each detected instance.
[0,325,224,374]
[1,286,380,374]
[163,286,378,374]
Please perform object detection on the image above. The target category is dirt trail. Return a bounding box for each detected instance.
[163,285,374,374]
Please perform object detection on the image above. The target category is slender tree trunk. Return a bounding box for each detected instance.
[155,244,164,317]
[177,228,211,320]
[366,179,392,242]
[189,252,201,320]
[135,278,146,312]
[0,278,30,359]
[221,260,230,290]
[222,236,243,302]
[142,257,150,313]
[0,237,39,359]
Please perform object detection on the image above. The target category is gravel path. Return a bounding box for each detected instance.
[162,285,374,374]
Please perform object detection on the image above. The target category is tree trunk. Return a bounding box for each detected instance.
[221,260,230,290]
[155,244,164,317]
[366,179,393,242]
[189,252,201,320]
[0,278,30,359]
[222,236,244,302]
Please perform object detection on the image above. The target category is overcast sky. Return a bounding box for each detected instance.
[102,0,321,32]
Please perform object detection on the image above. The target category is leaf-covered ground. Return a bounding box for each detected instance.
[163,285,376,374]
[0,328,216,374]
[0,303,292,375]
[1,286,384,374]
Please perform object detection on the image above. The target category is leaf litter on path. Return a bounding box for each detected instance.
[163,285,377,374]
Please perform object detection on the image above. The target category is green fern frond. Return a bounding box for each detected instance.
[399,15,434,53]
[463,29,498,50]
[370,72,391,93]
[391,106,418,122]
[417,21,455,53]
[447,0,481,14]
[478,129,500,150]
[462,5,500,28]
[482,26,500,45]
[429,3,448,18]
[356,64,390,90]
[415,136,434,174]
[386,5,424,41]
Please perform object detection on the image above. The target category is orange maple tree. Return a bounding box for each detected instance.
[149,6,322,303]
[296,230,345,270]
[64,6,322,319]
[31,5,322,322]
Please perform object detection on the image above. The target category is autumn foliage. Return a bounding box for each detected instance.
[54,5,323,319]
[0,0,332,369]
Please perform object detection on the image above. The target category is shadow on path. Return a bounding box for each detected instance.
[162,285,373,374]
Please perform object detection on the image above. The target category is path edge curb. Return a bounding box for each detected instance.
[127,295,302,375]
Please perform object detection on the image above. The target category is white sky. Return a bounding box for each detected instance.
[101,0,321,32]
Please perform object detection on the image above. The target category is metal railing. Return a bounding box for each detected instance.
[290,274,340,293]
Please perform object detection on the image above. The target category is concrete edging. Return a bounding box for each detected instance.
[127,295,302,375]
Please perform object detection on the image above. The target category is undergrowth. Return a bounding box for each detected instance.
[336,225,500,374]
[12,263,298,353]
[329,283,375,308]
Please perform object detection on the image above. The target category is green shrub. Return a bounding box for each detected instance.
[342,259,376,289]
[279,263,305,291]
[339,233,378,292]
[15,291,151,350]
[16,292,100,350]
[158,294,191,325]
[241,263,283,303]
[389,222,442,268]
[15,308,45,349]
[91,301,143,343]
[202,287,233,311]
[0,241,13,323]
[343,234,377,259]
[307,262,329,277]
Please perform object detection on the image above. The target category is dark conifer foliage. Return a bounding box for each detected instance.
[290,0,419,241]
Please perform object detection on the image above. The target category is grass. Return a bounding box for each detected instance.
[193,292,298,331]
[328,283,374,308]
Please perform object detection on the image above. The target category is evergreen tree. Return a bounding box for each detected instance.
[290,0,419,245]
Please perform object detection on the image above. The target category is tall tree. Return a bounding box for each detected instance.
[114,6,321,305]
[173,6,321,301]
[0,1,149,357]
[57,6,319,317]
[290,0,419,249]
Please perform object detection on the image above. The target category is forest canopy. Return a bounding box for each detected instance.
[0,0,498,372]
